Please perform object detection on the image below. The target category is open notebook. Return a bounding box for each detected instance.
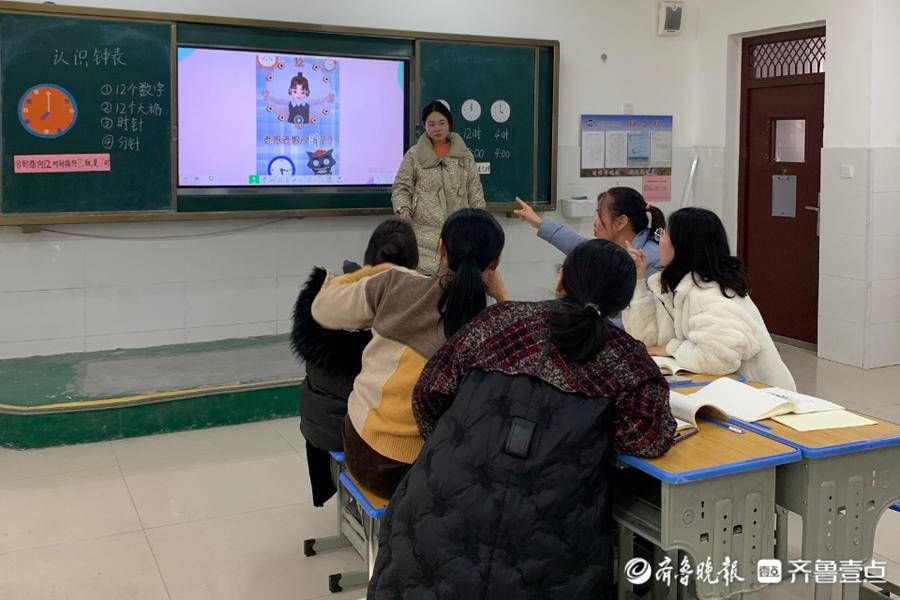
[653,356,693,376]
[668,378,870,432]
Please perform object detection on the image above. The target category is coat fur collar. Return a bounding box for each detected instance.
[414,132,471,168]
[290,266,371,379]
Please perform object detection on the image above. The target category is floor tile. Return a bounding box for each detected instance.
[0,531,168,600]
[113,421,296,473]
[146,502,363,600]
[0,441,117,483]
[0,467,141,554]
[124,453,310,528]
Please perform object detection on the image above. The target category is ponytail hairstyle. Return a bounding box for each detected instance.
[601,186,666,237]
[438,209,505,338]
[363,219,419,270]
[660,207,749,298]
[549,239,637,363]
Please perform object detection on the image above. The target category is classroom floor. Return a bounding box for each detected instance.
[1,344,899,600]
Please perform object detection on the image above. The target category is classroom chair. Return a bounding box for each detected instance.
[302,451,388,594]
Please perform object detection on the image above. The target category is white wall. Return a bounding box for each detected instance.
[0,0,699,359]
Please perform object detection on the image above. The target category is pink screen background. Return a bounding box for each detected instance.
[177,48,405,186]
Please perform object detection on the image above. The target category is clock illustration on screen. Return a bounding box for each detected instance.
[18,84,78,139]
[268,156,296,176]
[324,58,336,71]
[257,54,278,68]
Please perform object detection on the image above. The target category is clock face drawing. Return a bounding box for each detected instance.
[323,58,336,71]
[19,84,78,139]
[490,99,511,124]
[256,54,278,69]
[461,99,481,122]
[267,155,296,176]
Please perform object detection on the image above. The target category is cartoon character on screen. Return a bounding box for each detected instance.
[262,72,334,127]
[307,149,336,175]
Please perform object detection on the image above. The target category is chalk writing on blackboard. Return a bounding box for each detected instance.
[96,82,167,153]
[52,47,127,67]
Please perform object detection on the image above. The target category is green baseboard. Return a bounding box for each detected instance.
[0,383,301,449]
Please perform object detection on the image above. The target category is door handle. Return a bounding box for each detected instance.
[804,206,819,212]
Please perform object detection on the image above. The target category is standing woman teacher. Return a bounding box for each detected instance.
[392,100,486,274]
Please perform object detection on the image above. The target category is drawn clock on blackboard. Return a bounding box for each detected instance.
[18,84,78,139]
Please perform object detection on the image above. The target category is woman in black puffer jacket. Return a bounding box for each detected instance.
[290,219,418,506]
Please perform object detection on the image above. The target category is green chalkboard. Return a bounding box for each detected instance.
[418,41,542,204]
[1,14,171,213]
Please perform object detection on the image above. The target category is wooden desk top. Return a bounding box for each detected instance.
[674,374,900,454]
[619,419,799,484]
[647,420,795,472]
[755,417,900,450]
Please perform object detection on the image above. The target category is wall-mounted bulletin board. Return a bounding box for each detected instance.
[0,1,558,225]
[580,114,673,201]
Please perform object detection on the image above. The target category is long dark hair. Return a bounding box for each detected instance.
[364,219,418,269]
[601,186,666,236]
[438,209,504,338]
[660,207,749,298]
[549,240,636,363]
[421,100,454,131]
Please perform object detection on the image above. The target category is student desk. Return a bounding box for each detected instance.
[674,374,900,600]
[614,418,801,599]
[738,416,900,600]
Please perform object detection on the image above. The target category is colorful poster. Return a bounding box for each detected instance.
[580,114,673,178]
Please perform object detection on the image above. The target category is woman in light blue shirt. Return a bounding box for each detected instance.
[515,187,665,328]
[515,186,666,278]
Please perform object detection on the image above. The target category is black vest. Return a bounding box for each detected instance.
[369,368,616,599]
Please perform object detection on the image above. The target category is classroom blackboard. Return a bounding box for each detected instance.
[418,41,550,205]
[0,13,171,213]
[0,4,556,222]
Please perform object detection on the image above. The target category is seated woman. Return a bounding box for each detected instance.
[623,207,796,391]
[514,186,666,277]
[368,239,676,599]
[311,209,506,498]
[290,219,419,506]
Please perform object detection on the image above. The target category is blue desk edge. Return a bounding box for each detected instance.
[339,471,386,519]
[726,418,900,459]
[616,447,801,485]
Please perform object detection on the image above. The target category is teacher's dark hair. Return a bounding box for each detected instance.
[661,207,749,298]
[438,209,504,338]
[421,100,454,131]
[549,239,636,363]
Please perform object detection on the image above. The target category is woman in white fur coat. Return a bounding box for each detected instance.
[623,207,796,391]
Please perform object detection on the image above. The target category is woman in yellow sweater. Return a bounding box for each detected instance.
[311,209,506,497]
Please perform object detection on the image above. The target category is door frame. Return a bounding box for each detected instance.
[737,26,825,262]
